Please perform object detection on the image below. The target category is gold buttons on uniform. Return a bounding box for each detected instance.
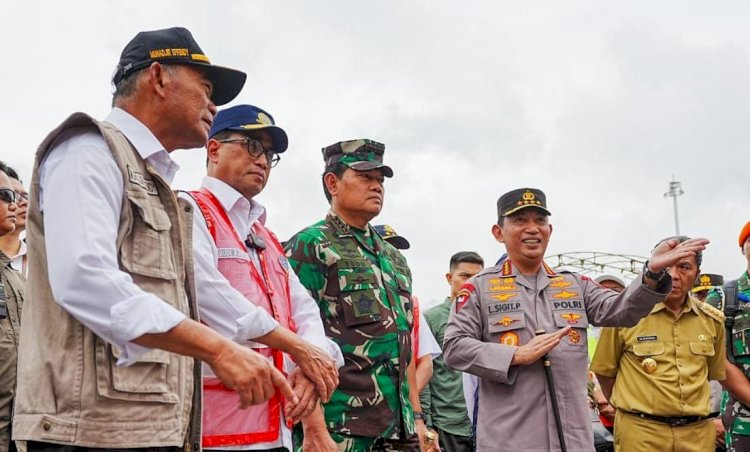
[642,358,657,373]
[42,421,51,431]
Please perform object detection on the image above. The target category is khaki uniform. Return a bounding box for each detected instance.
[0,253,24,452]
[13,113,201,449]
[591,295,726,451]
[443,260,667,451]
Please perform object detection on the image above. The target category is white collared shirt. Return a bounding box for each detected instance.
[9,239,26,276]
[40,108,186,366]
[180,176,344,450]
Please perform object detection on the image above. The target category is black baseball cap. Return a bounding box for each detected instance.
[112,27,246,106]
[497,188,551,220]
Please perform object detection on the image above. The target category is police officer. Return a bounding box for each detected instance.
[443,188,702,451]
[592,236,725,451]
[719,221,750,452]
[286,140,429,451]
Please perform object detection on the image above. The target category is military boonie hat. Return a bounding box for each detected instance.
[112,27,247,106]
[209,105,288,153]
[322,139,393,178]
[692,273,724,293]
[497,188,551,219]
[373,224,410,250]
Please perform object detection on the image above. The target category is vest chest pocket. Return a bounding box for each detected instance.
[338,264,382,326]
[120,191,178,280]
[632,342,665,357]
[95,339,178,404]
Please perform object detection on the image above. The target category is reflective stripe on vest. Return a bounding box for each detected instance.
[190,189,295,447]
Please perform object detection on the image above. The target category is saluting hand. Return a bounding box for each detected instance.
[648,237,709,273]
[510,326,572,366]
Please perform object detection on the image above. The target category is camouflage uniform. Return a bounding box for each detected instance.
[285,139,416,451]
[721,272,750,451]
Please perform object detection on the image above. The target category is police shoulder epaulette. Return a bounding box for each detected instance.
[697,301,724,322]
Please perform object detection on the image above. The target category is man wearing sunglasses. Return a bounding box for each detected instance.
[14,27,299,452]
[181,104,343,452]
[0,169,21,452]
[0,163,28,277]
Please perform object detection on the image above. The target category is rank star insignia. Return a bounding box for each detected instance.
[500,331,519,346]
[495,316,518,327]
[568,329,581,344]
[489,278,502,284]
[552,290,579,299]
[560,313,582,324]
[490,293,518,302]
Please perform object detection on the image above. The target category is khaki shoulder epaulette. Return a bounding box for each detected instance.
[697,301,724,322]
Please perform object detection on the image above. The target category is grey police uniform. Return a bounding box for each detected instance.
[443,260,668,451]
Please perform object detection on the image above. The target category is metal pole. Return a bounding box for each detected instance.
[663,177,684,236]
[536,330,567,452]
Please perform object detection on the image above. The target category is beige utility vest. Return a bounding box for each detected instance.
[13,113,201,450]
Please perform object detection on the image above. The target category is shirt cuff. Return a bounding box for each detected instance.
[110,295,187,366]
[233,309,279,344]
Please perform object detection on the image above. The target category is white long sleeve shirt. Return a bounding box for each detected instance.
[180,176,344,450]
[40,108,187,366]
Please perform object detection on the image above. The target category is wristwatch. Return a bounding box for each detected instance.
[413,411,425,422]
[643,260,668,283]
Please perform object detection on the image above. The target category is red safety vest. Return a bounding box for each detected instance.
[412,296,420,360]
[190,189,296,447]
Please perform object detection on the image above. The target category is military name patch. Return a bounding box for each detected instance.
[488,302,522,315]
[127,166,158,195]
[637,335,657,342]
[500,331,519,346]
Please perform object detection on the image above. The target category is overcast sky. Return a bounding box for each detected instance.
[2,1,748,305]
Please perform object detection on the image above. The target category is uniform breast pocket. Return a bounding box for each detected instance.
[120,191,177,281]
[689,341,715,357]
[552,310,589,352]
[488,312,526,346]
[338,266,382,327]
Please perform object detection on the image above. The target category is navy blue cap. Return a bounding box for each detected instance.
[373,224,410,250]
[209,105,288,153]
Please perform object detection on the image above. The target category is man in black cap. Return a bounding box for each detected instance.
[14,27,296,452]
[443,187,708,451]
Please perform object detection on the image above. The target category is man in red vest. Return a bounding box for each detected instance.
[183,104,343,452]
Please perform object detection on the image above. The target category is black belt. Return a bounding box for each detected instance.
[623,410,710,427]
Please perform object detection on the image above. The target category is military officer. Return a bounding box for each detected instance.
[592,236,726,452]
[693,274,725,303]
[443,187,703,451]
[718,221,750,451]
[285,140,428,451]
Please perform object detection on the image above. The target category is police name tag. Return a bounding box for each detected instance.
[637,335,657,342]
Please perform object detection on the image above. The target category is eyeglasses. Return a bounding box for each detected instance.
[218,138,281,168]
[0,189,17,204]
[15,191,28,201]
